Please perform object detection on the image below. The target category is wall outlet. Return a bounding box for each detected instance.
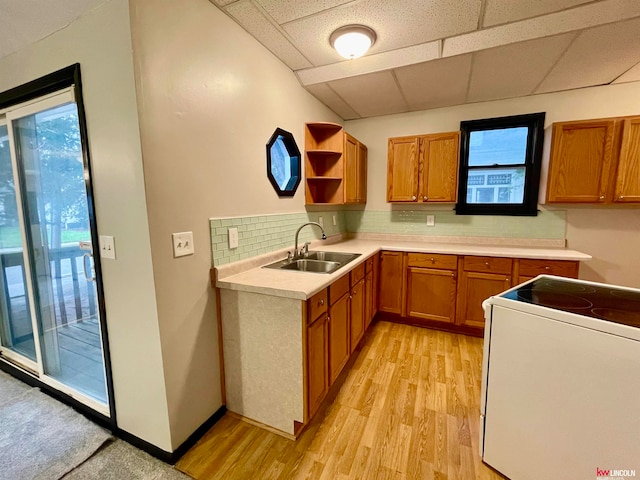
[332,215,337,226]
[99,235,116,260]
[172,231,194,257]
[427,215,435,227]
[228,227,239,249]
[318,216,323,227]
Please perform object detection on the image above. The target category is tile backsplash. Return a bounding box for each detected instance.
[210,209,566,266]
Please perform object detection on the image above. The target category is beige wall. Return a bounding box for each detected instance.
[0,0,172,450]
[346,82,640,288]
[129,0,340,448]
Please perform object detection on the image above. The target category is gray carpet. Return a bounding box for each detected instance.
[0,371,191,480]
[63,439,191,480]
[0,374,111,480]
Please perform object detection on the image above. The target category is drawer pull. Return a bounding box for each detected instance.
[319,299,324,306]
[545,266,550,270]
[430,257,435,263]
[485,262,490,267]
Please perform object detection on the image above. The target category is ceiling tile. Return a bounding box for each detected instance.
[613,61,640,84]
[536,17,640,93]
[444,0,640,58]
[395,55,473,111]
[468,33,576,103]
[328,71,408,118]
[225,0,312,70]
[483,0,594,27]
[256,0,354,25]
[283,0,482,66]
[304,83,360,120]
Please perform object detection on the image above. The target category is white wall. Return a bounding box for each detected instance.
[129,0,340,449]
[0,0,172,451]
[346,82,640,287]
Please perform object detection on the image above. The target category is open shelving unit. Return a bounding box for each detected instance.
[305,122,345,204]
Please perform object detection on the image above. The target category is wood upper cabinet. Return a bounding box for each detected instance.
[614,116,640,203]
[378,251,404,314]
[350,278,365,352]
[546,116,640,204]
[420,132,460,202]
[387,136,420,201]
[455,256,512,329]
[305,123,367,205]
[306,307,329,418]
[547,119,616,203]
[387,132,459,203]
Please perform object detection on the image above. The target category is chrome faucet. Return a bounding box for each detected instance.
[294,222,326,259]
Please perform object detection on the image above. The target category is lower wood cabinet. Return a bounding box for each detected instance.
[379,251,404,314]
[350,278,365,352]
[306,312,329,418]
[456,271,512,329]
[406,266,457,324]
[328,291,349,384]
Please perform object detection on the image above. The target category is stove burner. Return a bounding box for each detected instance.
[591,307,640,327]
[538,280,596,294]
[517,289,593,309]
[610,290,640,302]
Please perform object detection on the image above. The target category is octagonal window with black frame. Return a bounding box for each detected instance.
[266,128,301,197]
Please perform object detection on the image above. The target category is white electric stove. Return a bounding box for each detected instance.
[480,275,640,480]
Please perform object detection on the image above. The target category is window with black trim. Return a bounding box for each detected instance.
[456,112,545,216]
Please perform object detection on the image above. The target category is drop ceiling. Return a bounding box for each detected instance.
[211,0,640,119]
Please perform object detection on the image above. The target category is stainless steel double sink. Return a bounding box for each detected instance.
[264,251,361,274]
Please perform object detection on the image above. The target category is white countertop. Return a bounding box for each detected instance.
[215,239,591,301]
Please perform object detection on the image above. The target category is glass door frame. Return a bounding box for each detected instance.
[0,65,115,424]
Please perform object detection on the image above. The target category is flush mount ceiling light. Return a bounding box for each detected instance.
[329,25,377,60]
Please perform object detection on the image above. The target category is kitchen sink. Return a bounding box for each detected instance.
[263,251,361,274]
[280,259,342,273]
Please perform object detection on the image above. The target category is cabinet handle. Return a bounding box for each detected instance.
[327,316,330,323]
[599,195,605,200]
[352,290,357,296]
[545,266,550,270]
[506,277,510,282]
[423,196,428,201]
[619,196,625,200]
[451,273,455,278]
[485,262,490,267]
[430,257,435,263]
[319,299,324,306]
[412,195,417,201]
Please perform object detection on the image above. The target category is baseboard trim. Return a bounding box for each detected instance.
[116,405,227,464]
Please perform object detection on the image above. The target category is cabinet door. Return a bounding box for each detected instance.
[372,253,380,316]
[307,314,329,418]
[456,271,511,329]
[614,117,640,203]
[344,133,358,204]
[406,267,457,324]
[547,120,615,203]
[387,137,419,202]
[364,271,373,330]
[357,141,368,203]
[328,293,350,384]
[420,132,459,203]
[379,251,404,314]
[350,279,365,352]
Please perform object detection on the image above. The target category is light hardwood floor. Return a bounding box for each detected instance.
[176,321,506,480]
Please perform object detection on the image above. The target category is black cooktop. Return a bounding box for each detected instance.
[502,277,640,328]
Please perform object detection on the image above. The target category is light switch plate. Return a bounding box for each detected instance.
[228,227,239,249]
[172,231,194,257]
[332,215,337,226]
[427,215,435,227]
[318,216,324,227]
[99,235,116,260]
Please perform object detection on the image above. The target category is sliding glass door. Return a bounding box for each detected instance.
[0,88,109,415]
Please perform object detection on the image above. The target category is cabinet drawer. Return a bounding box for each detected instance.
[308,289,328,323]
[407,252,457,270]
[365,256,374,274]
[329,274,350,305]
[519,259,578,278]
[463,256,512,275]
[351,262,365,284]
